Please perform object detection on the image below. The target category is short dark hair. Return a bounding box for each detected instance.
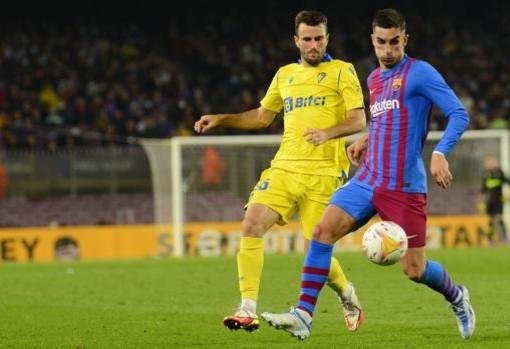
[295,10,328,34]
[372,9,406,31]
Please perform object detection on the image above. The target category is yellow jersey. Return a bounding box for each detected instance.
[260,57,364,178]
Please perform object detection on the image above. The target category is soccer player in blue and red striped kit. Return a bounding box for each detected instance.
[262,8,475,340]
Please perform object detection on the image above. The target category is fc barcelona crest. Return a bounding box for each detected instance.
[392,78,402,90]
[317,72,326,83]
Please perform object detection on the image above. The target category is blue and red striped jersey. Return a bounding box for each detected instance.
[353,55,469,193]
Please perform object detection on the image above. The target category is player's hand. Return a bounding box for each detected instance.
[194,115,220,133]
[347,136,368,166]
[430,152,453,189]
[304,128,330,146]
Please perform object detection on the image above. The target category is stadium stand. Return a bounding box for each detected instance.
[0,192,248,226]
[0,2,507,226]
[1,3,509,148]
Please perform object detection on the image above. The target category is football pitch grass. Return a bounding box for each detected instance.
[1,248,509,349]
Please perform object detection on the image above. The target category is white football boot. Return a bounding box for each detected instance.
[261,307,311,340]
[449,285,476,339]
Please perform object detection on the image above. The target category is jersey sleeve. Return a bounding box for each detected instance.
[260,70,283,113]
[338,63,364,110]
[416,62,470,156]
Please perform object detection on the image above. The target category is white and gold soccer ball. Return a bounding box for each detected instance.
[362,221,408,266]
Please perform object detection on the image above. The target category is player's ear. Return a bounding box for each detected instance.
[294,35,299,48]
[403,33,409,47]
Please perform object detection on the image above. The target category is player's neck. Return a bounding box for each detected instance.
[298,53,332,67]
[379,54,406,71]
[300,59,320,68]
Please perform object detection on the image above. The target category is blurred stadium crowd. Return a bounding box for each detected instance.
[1,2,509,149]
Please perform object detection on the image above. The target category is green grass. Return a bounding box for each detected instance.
[1,248,509,349]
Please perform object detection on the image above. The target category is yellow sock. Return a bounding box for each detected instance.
[237,237,264,301]
[327,256,349,295]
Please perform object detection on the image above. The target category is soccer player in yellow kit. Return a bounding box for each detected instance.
[194,10,367,332]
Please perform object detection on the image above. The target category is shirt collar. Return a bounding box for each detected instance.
[381,54,409,73]
[298,52,332,64]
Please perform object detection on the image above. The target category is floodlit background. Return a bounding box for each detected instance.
[0,2,509,347]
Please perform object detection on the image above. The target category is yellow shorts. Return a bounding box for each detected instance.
[246,167,342,240]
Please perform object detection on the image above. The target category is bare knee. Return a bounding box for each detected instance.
[311,224,327,242]
[400,247,426,282]
[310,205,355,244]
[312,221,350,244]
[242,217,266,238]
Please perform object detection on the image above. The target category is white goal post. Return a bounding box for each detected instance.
[141,130,509,257]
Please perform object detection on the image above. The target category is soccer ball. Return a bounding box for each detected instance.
[362,221,408,266]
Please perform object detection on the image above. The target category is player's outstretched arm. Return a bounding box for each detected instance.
[304,108,366,146]
[416,62,469,157]
[194,106,277,134]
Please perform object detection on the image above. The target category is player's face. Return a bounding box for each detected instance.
[294,23,329,67]
[371,26,408,69]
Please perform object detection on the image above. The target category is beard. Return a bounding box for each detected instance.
[302,51,323,66]
[380,55,402,69]
[382,61,397,69]
[303,57,322,66]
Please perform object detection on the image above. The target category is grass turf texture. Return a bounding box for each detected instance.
[1,248,509,348]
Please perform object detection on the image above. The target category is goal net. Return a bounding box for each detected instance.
[141,130,509,256]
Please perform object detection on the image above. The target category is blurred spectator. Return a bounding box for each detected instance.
[201,146,226,189]
[0,3,508,149]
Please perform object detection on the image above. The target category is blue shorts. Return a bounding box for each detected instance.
[329,180,427,248]
[329,180,377,228]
